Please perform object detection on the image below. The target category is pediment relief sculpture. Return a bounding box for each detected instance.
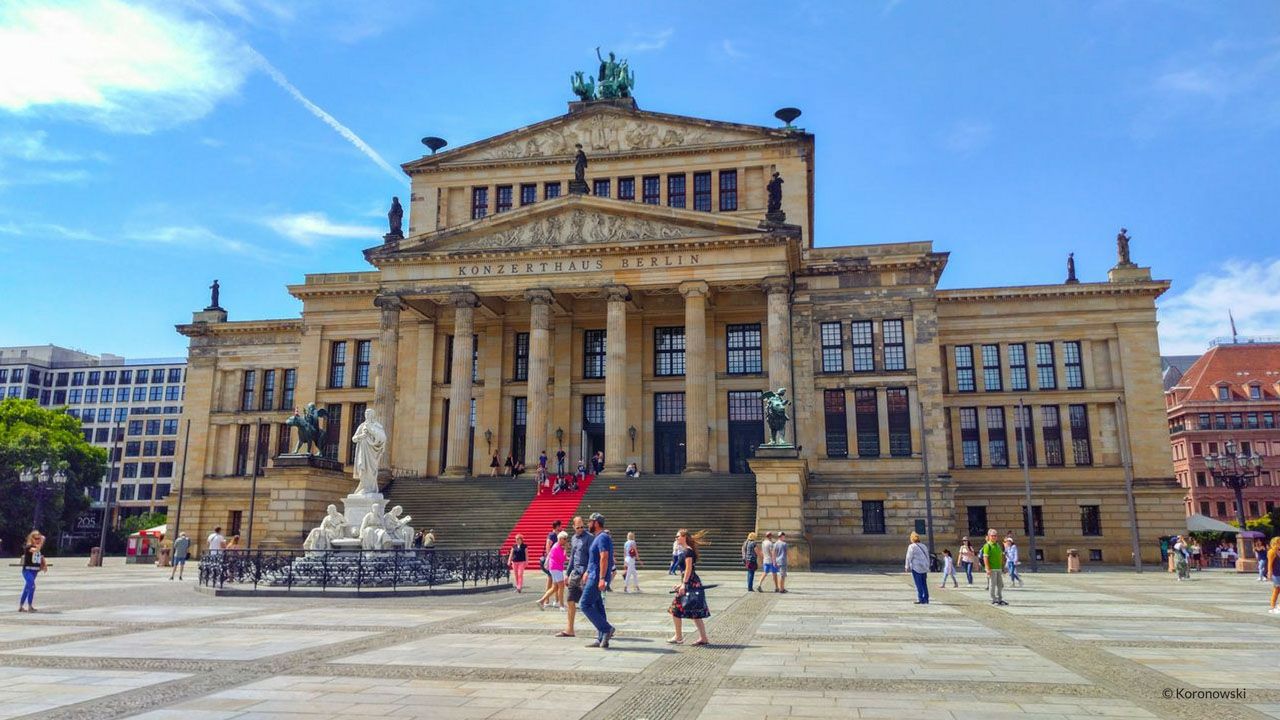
[438,209,718,251]
[465,113,764,162]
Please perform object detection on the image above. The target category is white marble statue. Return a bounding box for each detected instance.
[383,505,415,547]
[359,503,390,550]
[303,504,351,551]
[351,408,386,496]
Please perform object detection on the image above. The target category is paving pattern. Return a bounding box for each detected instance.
[0,559,1277,719]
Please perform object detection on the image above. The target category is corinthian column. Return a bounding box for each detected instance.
[373,294,404,473]
[764,276,793,445]
[443,292,478,477]
[524,289,554,465]
[603,284,630,474]
[681,281,711,474]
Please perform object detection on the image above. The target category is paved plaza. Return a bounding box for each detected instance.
[0,561,1277,719]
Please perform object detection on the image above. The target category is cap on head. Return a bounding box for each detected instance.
[589,512,606,527]
[765,532,774,538]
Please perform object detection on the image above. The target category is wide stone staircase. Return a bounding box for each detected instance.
[383,473,758,570]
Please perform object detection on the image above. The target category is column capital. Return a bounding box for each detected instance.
[678,280,710,299]
[602,284,631,303]
[524,288,554,306]
[762,275,792,295]
[374,294,405,312]
[448,291,479,309]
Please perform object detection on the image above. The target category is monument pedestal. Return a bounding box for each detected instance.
[749,446,810,570]
[341,492,386,528]
[257,454,348,549]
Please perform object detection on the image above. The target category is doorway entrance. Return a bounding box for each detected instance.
[727,390,764,474]
[582,395,604,468]
[654,392,686,474]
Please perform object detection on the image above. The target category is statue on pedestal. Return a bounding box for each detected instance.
[387,196,403,238]
[761,388,792,446]
[1065,252,1079,284]
[351,408,386,496]
[766,172,786,223]
[206,279,222,311]
[569,143,590,195]
[286,403,329,455]
[1116,228,1133,266]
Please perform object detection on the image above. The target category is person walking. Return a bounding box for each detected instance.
[541,520,562,594]
[169,532,191,581]
[560,516,594,637]
[1255,539,1268,582]
[757,532,779,592]
[1005,537,1022,587]
[489,454,500,477]
[206,526,226,558]
[982,529,1008,605]
[1266,537,1280,614]
[774,532,790,593]
[940,549,958,588]
[504,454,515,476]
[741,532,760,590]
[1173,535,1191,581]
[958,538,976,585]
[556,448,567,477]
[623,531,642,592]
[507,534,528,593]
[18,531,47,612]
[905,532,930,604]
[580,513,616,649]
[668,529,711,646]
[537,531,569,610]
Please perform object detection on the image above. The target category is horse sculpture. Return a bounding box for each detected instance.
[286,402,329,455]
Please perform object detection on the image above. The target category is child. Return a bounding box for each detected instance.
[623,531,642,592]
[940,548,958,588]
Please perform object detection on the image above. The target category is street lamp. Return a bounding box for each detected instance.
[18,460,68,530]
[1203,439,1264,566]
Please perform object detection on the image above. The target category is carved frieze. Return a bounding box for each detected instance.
[445,209,716,251]
[466,114,761,161]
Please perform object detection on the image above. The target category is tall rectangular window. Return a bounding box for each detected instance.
[593,178,611,198]
[719,169,738,211]
[323,404,342,461]
[1035,342,1056,390]
[1009,343,1029,391]
[583,330,606,379]
[966,506,988,536]
[328,341,347,388]
[256,422,271,473]
[277,423,292,457]
[1081,505,1102,536]
[882,319,906,371]
[71,371,84,386]
[986,407,1008,467]
[862,500,886,534]
[443,336,453,383]
[887,388,911,457]
[959,408,981,467]
[544,182,561,199]
[1069,404,1092,465]
[855,388,879,458]
[693,171,712,211]
[519,183,537,206]
[281,369,296,410]
[655,327,686,376]
[511,396,527,462]
[1042,406,1064,466]
[1021,505,1045,536]
[235,424,250,476]
[471,187,488,219]
[120,370,132,384]
[1063,341,1084,389]
[982,344,1002,391]
[667,174,686,208]
[955,345,975,392]
[348,403,366,467]
[240,370,256,411]
[642,175,660,204]
[851,320,875,372]
[820,322,843,372]
[618,177,635,201]
[726,323,762,374]
[513,332,529,381]
[260,369,275,411]
[354,340,372,388]
[88,371,100,385]
[1014,404,1035,467]
[494,184,513,213]
[824,389,848,458]
[169,368,183,383]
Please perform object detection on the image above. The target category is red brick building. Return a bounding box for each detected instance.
[1166,340,1280,521]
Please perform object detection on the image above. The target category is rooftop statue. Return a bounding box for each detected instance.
[1116,228,1133,266]
[569,48,635,101]
[571,71,596,101]
[387,196,403,238]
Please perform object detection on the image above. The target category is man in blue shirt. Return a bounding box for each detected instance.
[580,512,616,648]
[559,516,594,638]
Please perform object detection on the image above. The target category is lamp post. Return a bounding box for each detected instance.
[483,428,493,455]
[1203,439,1263,568]
[18,460,68,530]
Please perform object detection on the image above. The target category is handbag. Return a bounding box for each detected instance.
[746,558,758,571]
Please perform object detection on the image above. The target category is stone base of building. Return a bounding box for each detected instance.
[257,457,351,549]
[750,449,810,570]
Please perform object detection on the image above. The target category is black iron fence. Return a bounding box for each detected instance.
[198,548,509,592]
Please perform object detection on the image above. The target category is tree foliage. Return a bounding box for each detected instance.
[0,398,108,554]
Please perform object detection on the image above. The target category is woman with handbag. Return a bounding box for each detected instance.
[668,529,711,646]
[741,531,761,591]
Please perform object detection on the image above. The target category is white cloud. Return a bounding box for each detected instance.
[1158,258,1280,354]
[0,168,92,188]
[941,120,992,155]
[0,0,253,133]
[721,40,746,60]
[266,212,378,247]
[615,29,674,54]
[0,130,81,162]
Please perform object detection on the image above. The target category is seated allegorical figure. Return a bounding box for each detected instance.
[382,505,415,546]
[359,504,390,550]
[303,505,350,551]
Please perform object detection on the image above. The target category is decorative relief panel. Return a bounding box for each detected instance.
[443,209,716,251]
[465,114,763,161]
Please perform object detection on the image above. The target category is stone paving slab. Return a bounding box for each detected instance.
[1103,646,1280,689]
[216,606,476,628]
[696,688,1159,720]
[755,613,1000,639]
[997,602,1213,618]
[763,597,963,615]
[728,639,1089,684]
[8,626,376,661]
[332,632,673,673]
[49,605,257,624]
[1034,617,1279,643]
[0,622,102,643]
[0,666,186,719]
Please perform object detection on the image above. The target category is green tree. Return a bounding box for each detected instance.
[0,398,108,554]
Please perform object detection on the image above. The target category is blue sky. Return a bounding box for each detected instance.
[1,0,1278,356]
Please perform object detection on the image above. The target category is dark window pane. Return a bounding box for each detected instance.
[719,170,738,211]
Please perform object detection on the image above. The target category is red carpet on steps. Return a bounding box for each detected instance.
[499,475,595,565]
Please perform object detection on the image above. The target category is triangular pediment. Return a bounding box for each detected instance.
[404,104,796,169]
[378,195,785,258]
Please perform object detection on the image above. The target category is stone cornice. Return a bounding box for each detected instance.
[374,231,795,265]
[176,318,301,338]
[938,280,1170,303]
